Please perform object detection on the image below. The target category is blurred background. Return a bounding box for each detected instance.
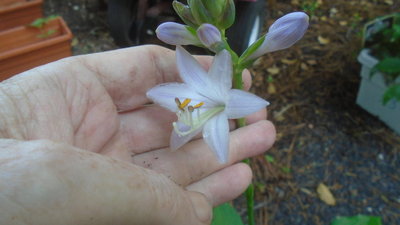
[2,0,399,224]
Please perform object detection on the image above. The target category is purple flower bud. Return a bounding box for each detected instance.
[248,12,309,60]
[196,23,222,49]
[156,22,201,45]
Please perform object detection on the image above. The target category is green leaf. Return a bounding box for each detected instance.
[30,15,59,28]
[30,18,47,28]
[238,35,266,68]
[375,57,400,74]
[265,154,275,163]
[281,167,291,173]
[331,215,382,225]
[383,83,400,104]
[211,203,244,225]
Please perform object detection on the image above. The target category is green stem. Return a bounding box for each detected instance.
[245,182,255,225]
[232,63,255,225]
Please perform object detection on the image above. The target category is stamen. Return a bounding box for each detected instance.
[180,98,191,109]
[173,106,225,136]
[193,102,204,109]
[175,98,183,110]
[188,106,194,125]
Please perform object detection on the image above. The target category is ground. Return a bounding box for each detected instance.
[43,0,400,224]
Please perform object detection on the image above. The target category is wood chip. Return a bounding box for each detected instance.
[267,66,280,75]
[385,0,393,5]
[318,36,330,45]
[268,83,276,94]
[317,183,336,205]
[71,37,79,47]
[307,59,317,65]
[301,63,309,70]
[281,58,298,65]
[300,188,314,196]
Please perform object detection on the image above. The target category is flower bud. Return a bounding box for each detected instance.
[156,22,201,45]
[203,0,226,19]
[172,1,197,27]
[189,0,213,24]
[197,23,223,51]
[188,0,235,29]
[246,12,309,60]
[217,0,235,29]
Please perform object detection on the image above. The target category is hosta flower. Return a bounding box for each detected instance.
[247,12,309,60]
[156,22,201,46]
[147,46,269,163]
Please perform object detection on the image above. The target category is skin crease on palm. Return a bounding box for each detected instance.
[0,45,276,225]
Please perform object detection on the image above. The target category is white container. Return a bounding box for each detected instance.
[356,49,400,135]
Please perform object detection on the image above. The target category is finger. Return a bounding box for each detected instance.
[242,69,252,91]
[131,120,276,186]
[246,107,268,124]
[100,103,267,157]
[187,163,252,206]
[0,139,212,225]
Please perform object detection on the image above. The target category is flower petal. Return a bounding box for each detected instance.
[208,49,232,98]
[225,89,269,119]
[202,112,229,163]
[146,83,216,112]
[170,122,203,150]
[176,46,219,98]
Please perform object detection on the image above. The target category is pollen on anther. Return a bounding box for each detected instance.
[193,102,204,109]
[180,98,191,109]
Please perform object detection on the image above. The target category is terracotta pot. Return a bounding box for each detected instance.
[0,0,43,31]
[0,17,73,80]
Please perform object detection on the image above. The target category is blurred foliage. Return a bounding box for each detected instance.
[331,215,382,225]
[365,13,400,104]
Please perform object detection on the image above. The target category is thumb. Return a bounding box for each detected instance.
[0,139,212,225]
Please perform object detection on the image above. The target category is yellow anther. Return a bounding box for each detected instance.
[180,98,191,109]
[193,102,204,109]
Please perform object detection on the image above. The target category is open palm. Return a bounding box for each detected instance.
[0,45,275,225]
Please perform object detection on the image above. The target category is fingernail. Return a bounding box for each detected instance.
[189,192,212,223]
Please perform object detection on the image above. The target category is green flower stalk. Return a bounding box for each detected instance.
[152,1,309,224]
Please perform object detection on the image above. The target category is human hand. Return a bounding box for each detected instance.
[0,45,276,225]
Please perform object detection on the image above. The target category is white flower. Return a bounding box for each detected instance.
[146,46,269,163]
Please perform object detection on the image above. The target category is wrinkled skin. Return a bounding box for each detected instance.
[0,45,276,225]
